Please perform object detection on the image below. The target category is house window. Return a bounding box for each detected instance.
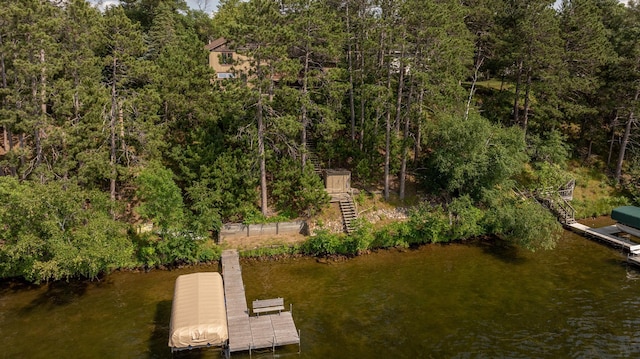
[217,72,234,79]
[220,52,233,65]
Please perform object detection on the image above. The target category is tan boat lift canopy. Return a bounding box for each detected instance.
[168,272,229,352]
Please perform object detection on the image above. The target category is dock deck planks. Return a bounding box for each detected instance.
[567,223,640,267]
[221,249,300,354]
[567,223,636,249]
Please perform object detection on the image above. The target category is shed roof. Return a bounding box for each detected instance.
[611,206,640,230]
[168,272,228,350]
[324,169,351,176]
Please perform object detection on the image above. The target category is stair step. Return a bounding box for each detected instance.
[338,196,358,235]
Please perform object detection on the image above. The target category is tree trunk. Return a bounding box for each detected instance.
[384,50,392,201]
[522,66,533,138]
[399,81,415,201]
[394,42,406,134]
[110,56,118,201]
[0,33,7,158]
[615,113,633,183]
[8,128,15,177]
[256,57,268,216]
[359,42,365,151]
[607,112,618,167]
[119,106,129,166]
[346,3,356,142]
[615,87,640,182]
[513,58,523,125]
[414,88,424,166]
[2,127,6,154]
[465,50,483,121]
[18,134,24,169]
[258,95,268,216]
[36,48,46,172]
[300,27,311,170]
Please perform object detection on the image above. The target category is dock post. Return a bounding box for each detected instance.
[298,329,301,354]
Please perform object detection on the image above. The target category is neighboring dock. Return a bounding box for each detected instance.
[566,222,640,267]
[220,250,300,356]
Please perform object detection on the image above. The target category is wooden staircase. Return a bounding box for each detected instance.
[543,197,576,225]
[305,138,322,174]
[517,180,577,226]
[536,194,576,225]
[339,196,357,234]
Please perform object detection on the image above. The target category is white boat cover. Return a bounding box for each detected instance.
[168,272,228,349]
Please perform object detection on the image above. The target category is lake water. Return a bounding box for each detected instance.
[2,218,640,358]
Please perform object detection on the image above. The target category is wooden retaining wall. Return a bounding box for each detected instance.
[219,221,308,241]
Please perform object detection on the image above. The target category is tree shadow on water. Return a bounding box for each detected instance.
[18,280,93,314]
[0,279,40,296]
[480,239,527,265]
[149,301,223,359]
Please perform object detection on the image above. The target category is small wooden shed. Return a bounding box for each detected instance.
[324,169,351,194]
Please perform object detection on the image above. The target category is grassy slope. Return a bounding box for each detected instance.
[569,163,630,219]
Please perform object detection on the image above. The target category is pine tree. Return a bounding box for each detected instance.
[0,0,63,180]
[559,0,614,158]
[102,5,159,201]
[605,2,640,182]
[48,0,106,185]
[222,0,299,216]
[284,0,343,171]
[498,0,564,135]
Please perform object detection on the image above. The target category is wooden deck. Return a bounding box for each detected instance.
[567,223,640,267]
[221,250,300,355]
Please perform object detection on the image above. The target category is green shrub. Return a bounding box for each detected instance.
[447,195,485,240]
[484,197,561,252]
[302,230,343,256]
[270,157,330,217]
[134,232,219,267]
[342,219,375,254]
[407,204,451,244]
[240,244,299,257]
[372,222,411,248]
[135,162,185,231]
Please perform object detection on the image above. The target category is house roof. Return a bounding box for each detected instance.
[204,37,229,52]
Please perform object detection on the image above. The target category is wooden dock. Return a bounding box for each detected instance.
[566,223,640,266]
[220,250,300,355]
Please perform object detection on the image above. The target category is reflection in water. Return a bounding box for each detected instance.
[1,225,640,358]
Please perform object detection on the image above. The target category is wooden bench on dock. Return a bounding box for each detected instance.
[252,298,285,315]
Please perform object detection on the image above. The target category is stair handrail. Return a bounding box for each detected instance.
[529,184,576,223]
[557,197,576,222]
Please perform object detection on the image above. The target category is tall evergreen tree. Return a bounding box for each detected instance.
[222,0,299,216]
[498,0,564,135]
[0,0,62,180]
[102,5,159,201]
[284,0,343,170]
[49,0,106,185]
[559,0,614,158]
[606,1,640,182]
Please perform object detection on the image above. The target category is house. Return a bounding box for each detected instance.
[204,37,251,80]
[205,37,338,83]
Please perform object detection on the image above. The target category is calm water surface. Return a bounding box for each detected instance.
[2,218,640,358]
